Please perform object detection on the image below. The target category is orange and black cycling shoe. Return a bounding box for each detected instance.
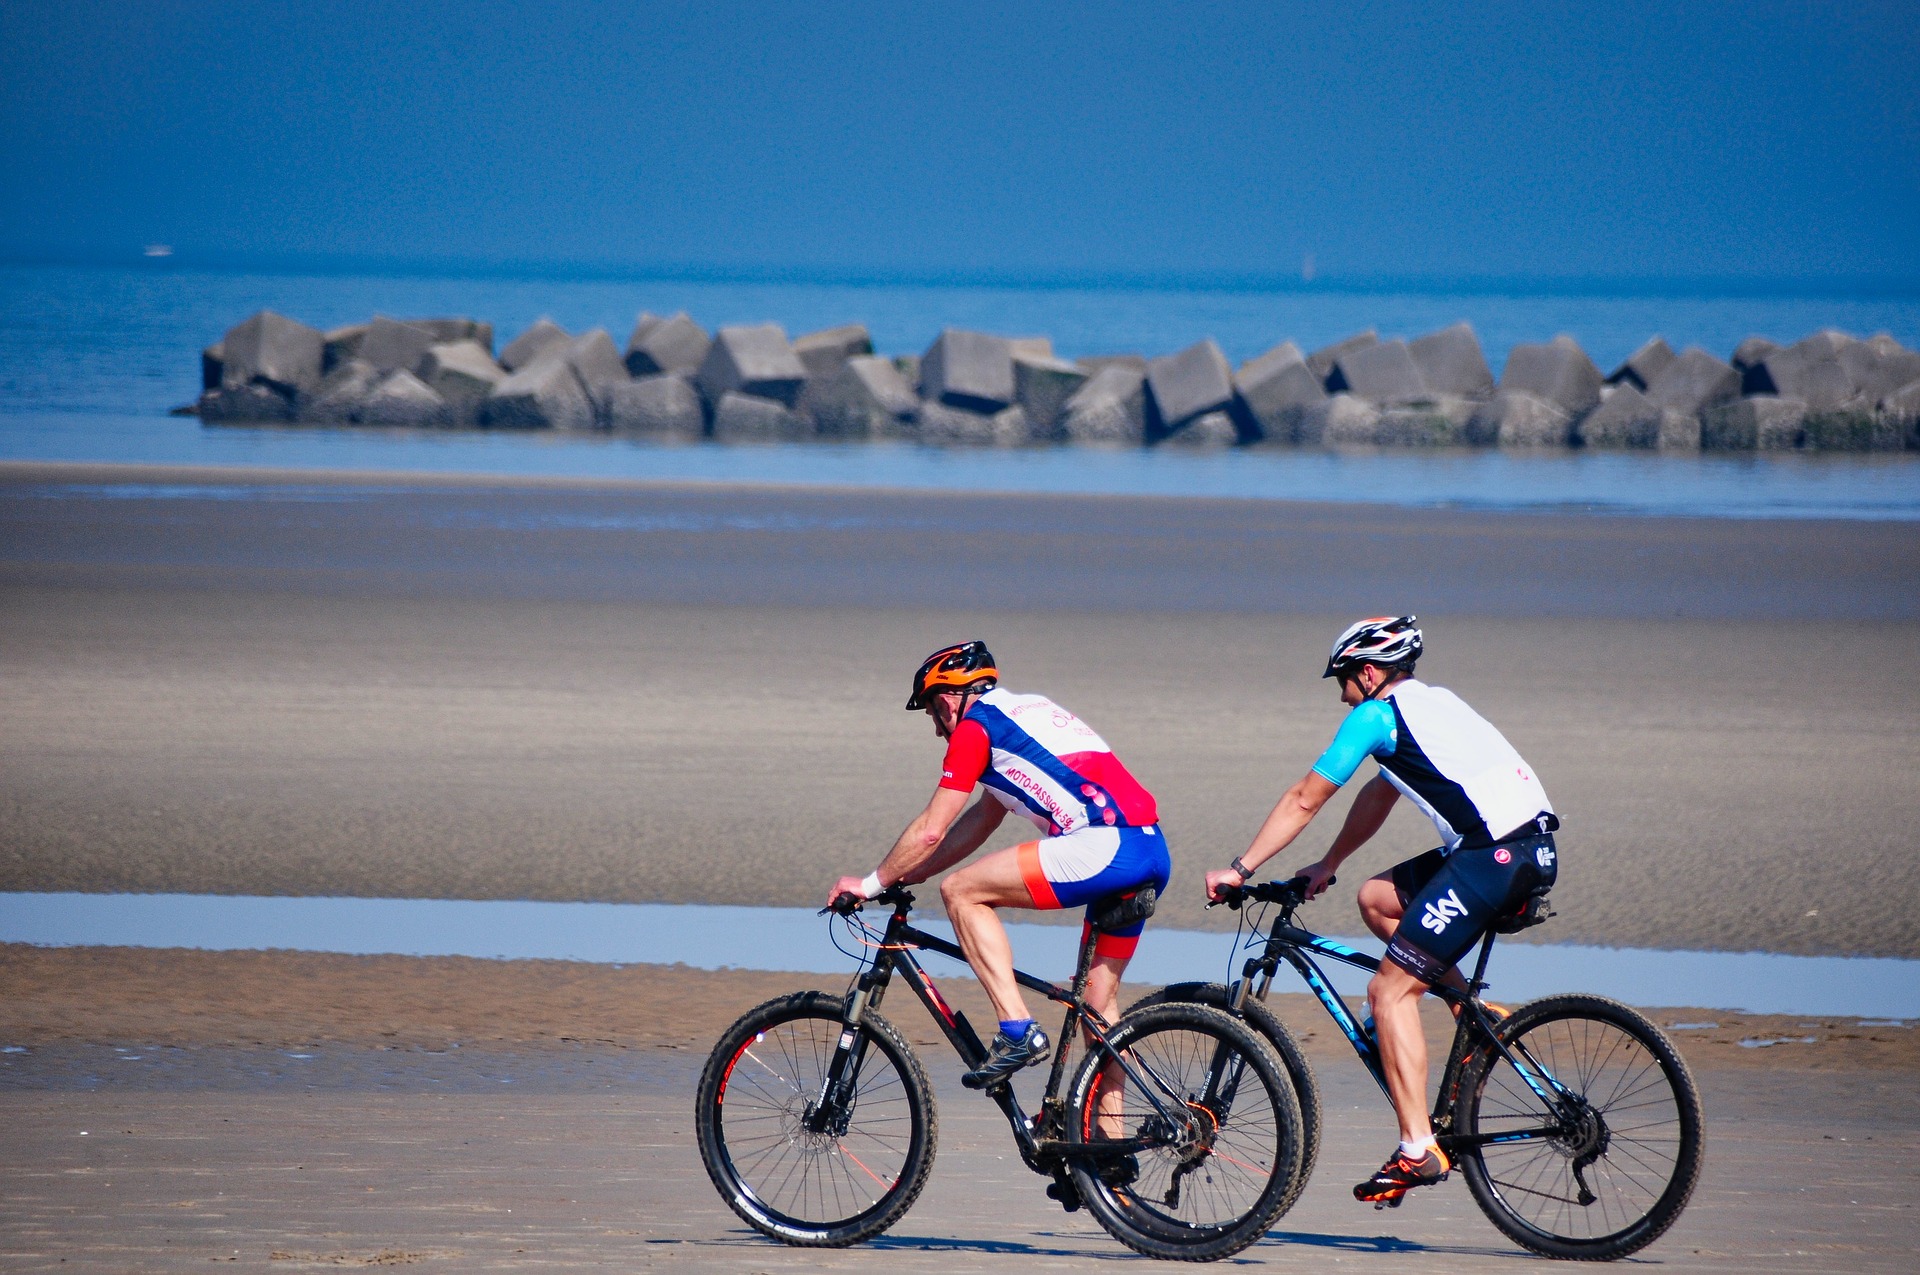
[1354,1144,1450,1208]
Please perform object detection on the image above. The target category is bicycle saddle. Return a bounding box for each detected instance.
[1089,885,1157,934]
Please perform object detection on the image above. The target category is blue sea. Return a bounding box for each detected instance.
[4,260,1919,518]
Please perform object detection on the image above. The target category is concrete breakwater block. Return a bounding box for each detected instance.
[1803,406,1905,452]
[1013,354,1087,441]
[1731,336,1779,374]
[1407,323,1494,398]
[1326,339,1427,403]
[300,359,383,424]
[483,356,595,430]
[1645,348,1741,417]
[1470,391,1572,447]
[1881,380,1920,448]
[1309,393,1383,446]
[603,373,704,438]
[405,317,492,350]
[1744,332,1854,411]
[357,317,437,375]
[626,312,710,377]
[1839,336,1920,408]
[1578,383,1662,449]
[1235,342,1326,444]
[501,319,571,372]
[1059,363,1147,445]
[1703,396,1808,450]
[812,356,918,438]
[1606,337,1676,393]
[711,389,809,441]
[418,341,507,422]
[1158,409,1238,447]
[1499,337,1602,417]
[1146,339,1234,428]
[567,328,629,384]
[197,382,296,423]
[222,310,325,399]
[918,400,1032,447]
[922,328,1015,412]
[1307,330,1377,385]
[1375,397,1475,446]
[359,369,452,427]
[322,325,366,374]
[793,324,874,381]
[699,324,806,408]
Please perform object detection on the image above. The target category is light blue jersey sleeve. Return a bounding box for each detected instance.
[1310,699,1398,786]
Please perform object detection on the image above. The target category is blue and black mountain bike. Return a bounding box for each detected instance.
[1135,876,1704,1260]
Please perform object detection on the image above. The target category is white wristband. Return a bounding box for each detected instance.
[859,872,885,900]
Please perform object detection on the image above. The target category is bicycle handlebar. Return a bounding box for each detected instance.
[820,884,917,917]
[1210,874,1331,910]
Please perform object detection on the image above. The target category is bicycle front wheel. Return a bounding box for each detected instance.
[1457,994,1703,1260]
[1066,1003,1303,1262]
[695,991,936,1247]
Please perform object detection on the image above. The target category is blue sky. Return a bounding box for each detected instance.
[1,1,1914,286]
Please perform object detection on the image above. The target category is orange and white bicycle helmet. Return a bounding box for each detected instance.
[1323,616,1423,678]
[906,640,999,710]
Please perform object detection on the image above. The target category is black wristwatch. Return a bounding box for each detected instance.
[1228,856,1253,882]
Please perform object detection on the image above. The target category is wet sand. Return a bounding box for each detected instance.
[5,462,1919,957]
[2,945,1916,1272]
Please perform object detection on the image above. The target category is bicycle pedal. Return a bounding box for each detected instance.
[1045,1179,1083,1213]
[1373,1192,1407,1211]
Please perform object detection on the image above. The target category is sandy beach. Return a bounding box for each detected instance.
[5,462,1920,1269]
[4,462,1918,957]
[3,943,1917,1272]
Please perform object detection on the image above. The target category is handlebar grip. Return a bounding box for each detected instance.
[827,892,864,916]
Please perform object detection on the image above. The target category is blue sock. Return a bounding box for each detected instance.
[998,1018,1034,1039]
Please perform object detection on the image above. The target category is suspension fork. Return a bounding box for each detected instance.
[803,915,910,1134]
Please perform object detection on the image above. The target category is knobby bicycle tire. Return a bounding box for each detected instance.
[1130,980,1323,1216]
[1066,1002,1303,1262]
[695,991,937,1247]
[1456,993,1703,1260]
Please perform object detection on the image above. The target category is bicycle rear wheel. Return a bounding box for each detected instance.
[1066,1003,1302,1262]
[1456,994,1702,1260]
[695,991,936,1247]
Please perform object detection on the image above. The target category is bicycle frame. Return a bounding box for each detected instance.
[813,890,1217,1180]
[1227,900,1582,1155]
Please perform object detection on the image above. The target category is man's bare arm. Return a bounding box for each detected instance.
[1205,770,1342,900]
[897,795,1008,883]
[827,786,998,904]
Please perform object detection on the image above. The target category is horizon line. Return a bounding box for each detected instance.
[5,247,1920,302]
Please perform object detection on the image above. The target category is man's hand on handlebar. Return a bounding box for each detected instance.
[1204,866,1249,903]
[826,875,870,910]
[1295,859,1337,899]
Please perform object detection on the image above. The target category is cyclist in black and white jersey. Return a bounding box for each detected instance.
[1204,616,1559,1207]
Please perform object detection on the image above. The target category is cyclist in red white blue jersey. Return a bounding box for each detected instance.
[829,641,1170,1090]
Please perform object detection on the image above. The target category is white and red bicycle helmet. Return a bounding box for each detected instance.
[1323,615,1423,678]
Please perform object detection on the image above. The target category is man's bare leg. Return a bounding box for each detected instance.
[1368,960,1436,1145]
[941,845,1040,1023]
[1082,953,1129,1137]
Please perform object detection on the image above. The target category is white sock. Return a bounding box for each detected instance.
[1398,1136,1437,1160]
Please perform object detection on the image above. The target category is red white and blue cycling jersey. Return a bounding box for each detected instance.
[937,688,1159,834]
[938,688,1169,955]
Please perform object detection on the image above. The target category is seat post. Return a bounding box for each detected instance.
[1468,929,1498,994]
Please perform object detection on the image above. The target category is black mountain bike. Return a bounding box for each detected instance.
[1135,877,1703,1261]
[696,884,1306,1261]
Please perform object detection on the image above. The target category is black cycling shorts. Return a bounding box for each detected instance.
[1384,833,1559,984]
